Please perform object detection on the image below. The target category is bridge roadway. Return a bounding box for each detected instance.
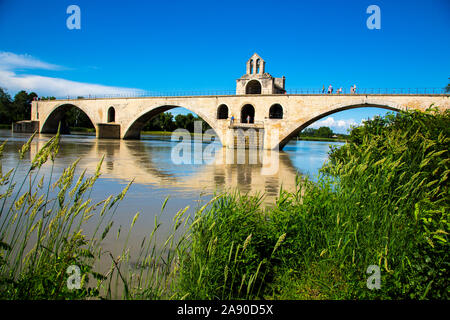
[30,93,449,150]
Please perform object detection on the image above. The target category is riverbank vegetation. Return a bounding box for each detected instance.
[295,136,347,142]
[0,88,37,124]
[0,107,448,299]
[142,112,211,133]
[296,127,349,142]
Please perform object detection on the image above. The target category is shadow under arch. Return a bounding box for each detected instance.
[41,103,96,134]
[277,103,400,150]
[123,105,220,144]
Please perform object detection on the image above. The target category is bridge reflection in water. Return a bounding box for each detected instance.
[30,134,304,202]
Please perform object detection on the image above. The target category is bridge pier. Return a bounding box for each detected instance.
[12,120,40,134]
[225,123,266,149]
[97,123,121,139]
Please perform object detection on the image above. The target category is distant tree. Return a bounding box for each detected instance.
[11,90,37,121]
[446,79,450,93]
[0,87,13,124]
[175,114,186,130]
[143,112,175,132]
[299,128,318,137]
[183,113,195,132]
[317,126,333,138]
[144,112,211,133]
[144,114,161,131]
[0,89,40,123]
[195,115,211,132]
[160,112,175,131]
[64,107,93,128]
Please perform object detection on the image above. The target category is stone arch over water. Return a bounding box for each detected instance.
[40,103,96,134]
[122,104,222,144]
[275,102,401,150]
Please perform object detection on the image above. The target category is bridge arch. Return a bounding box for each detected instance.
[276,101,401,150]
[41,103,96,134]
[122,104,221,143]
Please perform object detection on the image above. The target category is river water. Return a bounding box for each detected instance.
[0,129,343,283]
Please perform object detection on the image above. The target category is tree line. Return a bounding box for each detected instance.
[143,112,211,133]
[298,127,348,139]
[0,88,37,124]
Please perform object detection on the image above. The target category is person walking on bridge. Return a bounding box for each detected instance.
[327,85,333,94]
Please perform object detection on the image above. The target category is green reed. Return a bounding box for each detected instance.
[0,129,134,299]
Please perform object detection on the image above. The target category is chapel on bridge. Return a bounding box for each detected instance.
[236,53,286,95]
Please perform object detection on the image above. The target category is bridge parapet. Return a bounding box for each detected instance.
[32,88,448,101]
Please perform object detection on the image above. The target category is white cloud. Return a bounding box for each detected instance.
[0,52,64,71]
[0,51,144,97]
[0,70,143,97]
[309,116,358,133]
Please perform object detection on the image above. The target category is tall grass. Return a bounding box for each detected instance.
[0,106,448,299]
[173,191,287,299]
[319,106,449,299]
[173,106,449,299]
[0,129,189,299]
[0,129,134,299]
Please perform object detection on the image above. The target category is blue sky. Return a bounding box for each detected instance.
[0,0,449,133]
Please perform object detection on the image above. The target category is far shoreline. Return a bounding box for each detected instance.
[296,136,347,143]
[142,131,348,142]
[1,126,348,143]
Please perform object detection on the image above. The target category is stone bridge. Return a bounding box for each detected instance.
[29,93,449,150]
[23,54,450,150]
